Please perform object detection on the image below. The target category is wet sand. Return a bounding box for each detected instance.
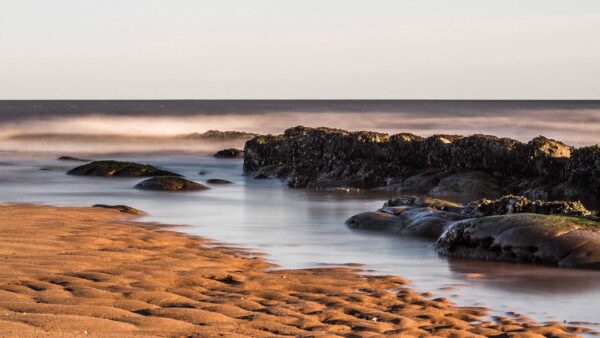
[0,204,589,337]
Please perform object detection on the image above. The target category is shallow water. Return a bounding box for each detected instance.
[0,153,599,332]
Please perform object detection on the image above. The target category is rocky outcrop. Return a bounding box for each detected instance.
[134,176,209,191]
[244,126,597,205]
[437,214,600,268]
[68,160,180,177]
[346,195,600,269]
[214,148,244,159]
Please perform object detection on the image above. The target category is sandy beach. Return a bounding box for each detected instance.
[0,204,589,337]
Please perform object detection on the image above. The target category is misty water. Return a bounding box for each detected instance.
[1,153,599,332]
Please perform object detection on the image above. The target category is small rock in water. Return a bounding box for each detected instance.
[214,148,244,158]
[92,204,146,215]
[135,176,209,192]
[57,156,90,162]
[207,178,232,184]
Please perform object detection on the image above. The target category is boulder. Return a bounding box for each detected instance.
[134,176,209,191]
[68,160,180,177]
[214,148,244,158]
[437,214,600,268]
[346,208,467,239]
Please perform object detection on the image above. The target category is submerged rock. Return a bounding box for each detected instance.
[437,214,600,268]
[206,178,232,184]
[92,204,146,215]
[134,176,209,192]
[57,156,90,162]
[214,148,244,158]
[68,160,180,177]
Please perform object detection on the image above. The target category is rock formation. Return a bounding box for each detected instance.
[244,126,598,206]
[346,195,600,269]
[68,160,180,177]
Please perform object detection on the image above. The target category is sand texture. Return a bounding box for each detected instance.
[0,204,588,337]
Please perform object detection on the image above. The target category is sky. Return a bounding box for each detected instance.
[1,0,599,99]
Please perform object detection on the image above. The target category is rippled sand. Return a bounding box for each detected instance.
[0,204,589,337]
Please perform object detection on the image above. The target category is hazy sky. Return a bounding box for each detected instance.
[1,0,599,99]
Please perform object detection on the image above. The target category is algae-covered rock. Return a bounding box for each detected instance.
[135,176,209,191]
[243,126,599,206]
[467,195,592,217]
[68,160,180,177]
[437,214,600,268]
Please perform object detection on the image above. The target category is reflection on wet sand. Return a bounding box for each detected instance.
[446,258,600,295]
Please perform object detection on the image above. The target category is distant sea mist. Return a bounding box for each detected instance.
[1,100,599,155]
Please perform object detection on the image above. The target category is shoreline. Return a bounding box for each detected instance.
[0,204,590,337]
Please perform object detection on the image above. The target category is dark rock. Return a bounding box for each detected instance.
[347,195,600,269]
[375,171,442,194]
[437,214,600,268]
[198,171,208,175]
[244,126,599,206]
[214,148,244,158]
[134,176,209,191]
[429,171,500,199]
[67,160,180,177]
[346,208,467,239]
[565,145,600,196]
[92,204,146,215]
[57,156,90,162]
[207,178,232,184]
[254,173,269,179]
